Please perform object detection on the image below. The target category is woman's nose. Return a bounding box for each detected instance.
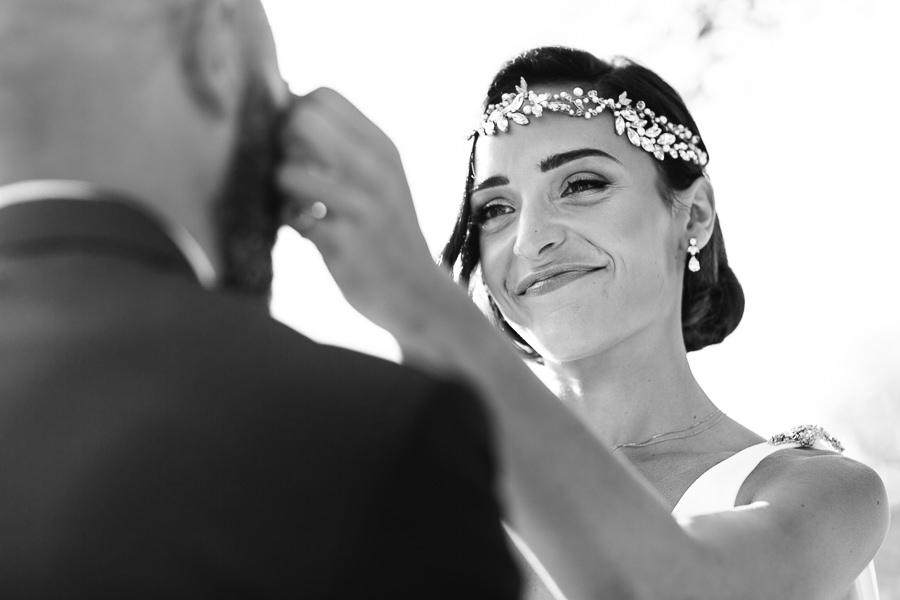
[512,200,565,260]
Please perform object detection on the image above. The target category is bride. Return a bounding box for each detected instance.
[279,46,889,600]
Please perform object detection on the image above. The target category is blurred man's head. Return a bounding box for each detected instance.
[0,0,290,295]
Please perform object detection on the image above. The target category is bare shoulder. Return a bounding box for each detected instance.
[741,446,890,554]
[680,445,889,598]
[744,447,887,506]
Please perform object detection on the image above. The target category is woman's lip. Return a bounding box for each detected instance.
[520,267,604,297]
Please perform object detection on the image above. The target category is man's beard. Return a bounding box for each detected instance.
[211,77,285,302]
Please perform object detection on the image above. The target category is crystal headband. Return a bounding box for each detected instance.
[477,78,709,167]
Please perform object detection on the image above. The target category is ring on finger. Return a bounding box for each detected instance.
[292,200,329,233]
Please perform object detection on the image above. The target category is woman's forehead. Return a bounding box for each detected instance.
[473,111,635,178]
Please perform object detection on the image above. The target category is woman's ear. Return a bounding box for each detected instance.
[682,175,716,249]
[179,0,243,118]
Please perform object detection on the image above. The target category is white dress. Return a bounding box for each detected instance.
[517,437,881,600]
[672,440,880,600]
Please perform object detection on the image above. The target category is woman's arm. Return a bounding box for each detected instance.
[680,451,888,599]
[278,88,889,600]
[386,259,889,600]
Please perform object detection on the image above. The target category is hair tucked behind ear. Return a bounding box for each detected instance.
[440,46,744,357]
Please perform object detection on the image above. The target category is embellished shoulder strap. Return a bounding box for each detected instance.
[769,424,845,453]
[672,425,844,519]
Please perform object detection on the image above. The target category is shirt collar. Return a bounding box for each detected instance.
[0,180,217,288]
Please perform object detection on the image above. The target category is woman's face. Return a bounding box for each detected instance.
[472,98,688,363]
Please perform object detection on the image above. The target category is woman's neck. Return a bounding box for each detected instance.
[540,325,716,449]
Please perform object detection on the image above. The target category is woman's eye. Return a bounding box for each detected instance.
[563,177,609,195]
[473,202,513,229]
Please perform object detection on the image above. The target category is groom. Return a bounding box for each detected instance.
[0,0,519,597]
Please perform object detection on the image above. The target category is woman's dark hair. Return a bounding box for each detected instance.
[439,46,744,358]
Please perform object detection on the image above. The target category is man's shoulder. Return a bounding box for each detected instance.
[167,282,430,384]
[4,261,487,453]
[146,279,482,428]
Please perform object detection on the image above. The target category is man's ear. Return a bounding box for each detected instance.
[180,0,243,117]
[681,175,716,249]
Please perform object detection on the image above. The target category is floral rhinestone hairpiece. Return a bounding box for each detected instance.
[476,78,709,167]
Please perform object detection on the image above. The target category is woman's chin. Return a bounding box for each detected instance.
[528,334,624,366]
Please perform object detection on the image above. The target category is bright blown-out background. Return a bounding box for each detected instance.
[262,0,900,593]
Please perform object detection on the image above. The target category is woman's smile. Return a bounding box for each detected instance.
[514,264,607,297]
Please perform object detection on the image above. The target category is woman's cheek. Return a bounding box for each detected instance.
[479,238,507,293]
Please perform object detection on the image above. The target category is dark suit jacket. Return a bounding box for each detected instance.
[0,196,520,599]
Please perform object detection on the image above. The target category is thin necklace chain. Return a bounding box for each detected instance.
[610,409,725,452]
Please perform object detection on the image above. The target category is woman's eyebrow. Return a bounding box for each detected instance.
[471,175,510,193]
[472,148,619,192]
[539,148,622,172]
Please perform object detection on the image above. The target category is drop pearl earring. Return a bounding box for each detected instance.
[688,238,701,273]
